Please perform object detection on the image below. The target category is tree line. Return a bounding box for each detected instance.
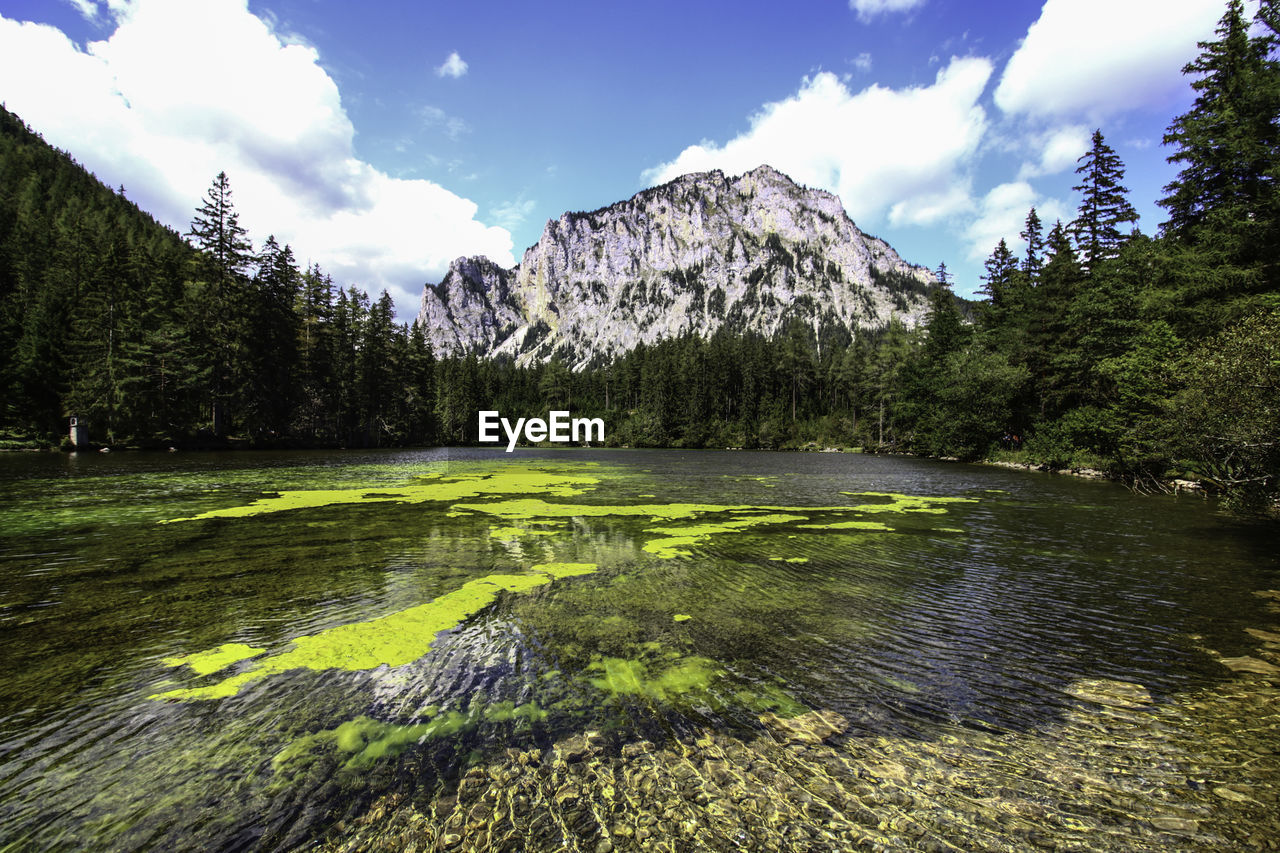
[0,0,1275,512]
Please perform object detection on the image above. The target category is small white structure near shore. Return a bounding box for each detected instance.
[69,416,87,448]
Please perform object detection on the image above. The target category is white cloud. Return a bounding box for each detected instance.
[851,52,873,73]
[994,0,1224,120]
[1017,124,1089,179]
[888,183,973,227]
[62,0,101,21]
[435,50,467,79]
[642,58,992,230]
[0,1,512,321]
[849,0,927,22]
[963,181,1069,261]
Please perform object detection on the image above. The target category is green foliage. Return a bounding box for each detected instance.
[1171,310,1280,513]
[1,29,1277,519]
[1160,0,1280,316]
[1070,129,1138,272]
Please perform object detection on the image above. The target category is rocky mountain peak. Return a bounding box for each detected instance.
[417,166,935,368]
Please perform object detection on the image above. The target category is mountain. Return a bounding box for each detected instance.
[416,165,936,368]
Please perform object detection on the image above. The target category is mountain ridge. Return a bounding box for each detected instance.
[417,165,936,368]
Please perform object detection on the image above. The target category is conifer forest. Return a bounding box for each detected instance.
[0,0,1276,514]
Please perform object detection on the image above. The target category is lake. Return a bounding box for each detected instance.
[0,448,1277,851]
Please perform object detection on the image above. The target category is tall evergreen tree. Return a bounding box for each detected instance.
[1070,129,1138,272]
[1026,221,1083,415]
[185,172,254,436]
[979,239,1019,311]
[1020,207,1044,281]
[1160,0,1279,276]
[246,236,301,439]
[187,172,251,285]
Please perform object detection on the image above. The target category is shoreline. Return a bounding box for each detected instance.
[0,439,1214,500]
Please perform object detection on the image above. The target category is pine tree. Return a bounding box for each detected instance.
[1027,221,1083,415]
[1160,0,1278,262]
[1070,129,1138,272]
[187,172,251,284]
[922,279,964,364]
[358,291,397,445]
[934,261,951,288]
[979,239,1019,311]
[780,319,816,423]
[185,172,254,437]
[246,236,301,439]
[1020,208,1044,282]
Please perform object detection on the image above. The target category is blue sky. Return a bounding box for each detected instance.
[0,0,1236,321]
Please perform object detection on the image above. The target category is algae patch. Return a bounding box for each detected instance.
[587,655,721,701]
[273,702,546,771]
[161,643,265,675]
[153,563,597,701]
[162,466,602,523]
[642,514,808,558]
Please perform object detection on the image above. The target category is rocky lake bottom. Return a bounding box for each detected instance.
[0,448,1276,851]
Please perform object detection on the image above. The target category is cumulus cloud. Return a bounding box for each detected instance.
[643,57,992,230]
[0,1,512,321]
[849,0,927,22]
[62,0,101,21]
[994,0,1224,120]
[435,50,468,79]
[963,181,1069,261]
[1017,124,1089,179]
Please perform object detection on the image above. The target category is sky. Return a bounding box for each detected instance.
[0,0,1240,322]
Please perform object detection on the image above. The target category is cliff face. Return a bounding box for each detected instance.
[417,165,935,367]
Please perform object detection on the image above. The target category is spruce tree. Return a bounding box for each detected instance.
[1026,221,1082,415]
[1020,208,1044,282]
[185,172,254,437]
[246,236,301,439]
[979,239,1019,311]
[1160,0,1278,267]
[1070,129,1138,272]
[187,172,251,284]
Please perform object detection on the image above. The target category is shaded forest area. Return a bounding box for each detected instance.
[0,0,1276,513]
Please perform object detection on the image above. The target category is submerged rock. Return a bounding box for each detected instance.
[1218,656,1280,675]
[1065,678,1153,709]
[759,709,849,744]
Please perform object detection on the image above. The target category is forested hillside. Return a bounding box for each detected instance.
[0,0,1275,513]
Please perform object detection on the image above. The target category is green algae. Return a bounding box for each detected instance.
[161,466,602,523]
[452,492,971,534]
[451,498,755,522]
[535,562,599,579]
[768,556,810,563]
[153,563,597,701]
[642,514,809,558]
[272,701,548,771]
[160,642,265,675]
[587,654,721,701]
[733,682,810,717]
